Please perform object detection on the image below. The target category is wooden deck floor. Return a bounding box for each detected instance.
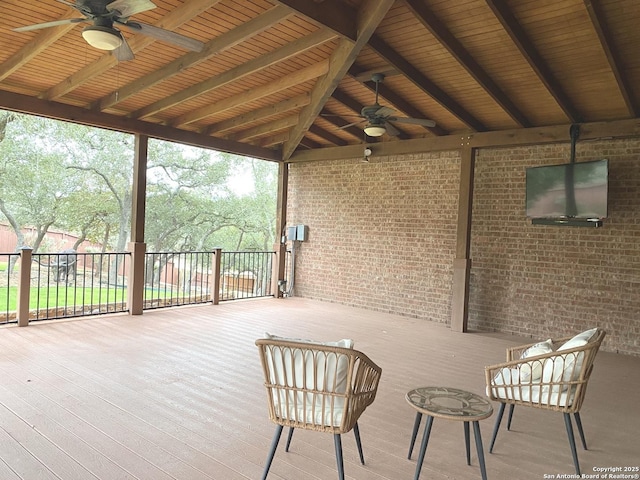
[0,298,638,480]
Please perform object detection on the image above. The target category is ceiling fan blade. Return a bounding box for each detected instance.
[338,119,365,129]
[375,106,396,117]
[107,0,156,18]
[13,18,85,32]
[56,0,81,7]
[321,113,363,119]
[383,121,401,136]
[113,35,135,61]
[387,116,436,127]
[118,21,204,52]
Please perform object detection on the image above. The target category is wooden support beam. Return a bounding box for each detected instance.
[486,0,582,123]
[226,115,299,142]
[128,134,148,316]
[287,117,640,162]
[95,5,291,111]
[132,29,331,120]
[451,146,475,332]
[282,0,395,160]
[256,131,290,148]
[1,9,78,82]
[368,34,487,132]
[583,0,638,117]
[273,163,289,298]
[208,94,309,135]
[173,60,329,127]
[404,0,531,128]
[308,125,348,146]
[0,91,281,161]
[320,109,366,140]
[130,135,148,244]
[275,0,357,41]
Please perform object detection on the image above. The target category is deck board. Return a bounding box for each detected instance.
[0,298,638,480]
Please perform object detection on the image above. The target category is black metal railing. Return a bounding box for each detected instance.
[31,251,130,321]
[1,253,19,325]
[1,248,279,323]
[219,251,275,301]
[143,251,213,309]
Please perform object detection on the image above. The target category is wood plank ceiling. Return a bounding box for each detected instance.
[1,0,639,162]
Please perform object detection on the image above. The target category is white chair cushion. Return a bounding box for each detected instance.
[488,367,576,406]
[542,328,598,384]
[519,339,553,382]
[263,333,354,427]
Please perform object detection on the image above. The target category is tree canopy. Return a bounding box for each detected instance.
[0,110,278,254]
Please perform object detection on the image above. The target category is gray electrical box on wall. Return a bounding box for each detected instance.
[296,224,308,241]
[287,224,308,241]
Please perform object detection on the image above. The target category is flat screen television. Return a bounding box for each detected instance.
[526,159,608,220]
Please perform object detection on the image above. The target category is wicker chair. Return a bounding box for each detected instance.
[256,337,382,480]
[485,328,606,475]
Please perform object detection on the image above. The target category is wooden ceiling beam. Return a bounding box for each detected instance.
[320,108,366,140]
[95,5,291,112]
[132,29,333,120]
[256,131,289,148]
[347,65,449,136]
[583,0,637,117]
[308,125,349,146]
[288,117,640,162]
[281,0,395,160]
[1,9,79,83]
[274,0,357,41]
[298,137,323,150]
[368,35,487,132]
[226,115,299,142]
[172,60,329,127]
[404,0,531,128]
[485,0,582,123]
[43,0,222,101]
[207,94,310,135]
[0,91,280,161]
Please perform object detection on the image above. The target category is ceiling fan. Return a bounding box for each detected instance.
[12,0,204,62]
[334,73,436,137]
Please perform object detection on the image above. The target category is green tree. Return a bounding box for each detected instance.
[0,112,81,256]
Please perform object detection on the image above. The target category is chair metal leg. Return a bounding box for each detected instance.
[473,421,488,480]
[353,422,365,465]
[507,404,515,430]
[564,413,581,476]
[261,425,283,480]
[464,421,470,465]
[408,412,423,459]
[413,415,434,480]
[285,427,294,452]
[574,412,588,450]
[334,434,345,480]
[489,402,506,453]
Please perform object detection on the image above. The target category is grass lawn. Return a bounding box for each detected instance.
[0,285,127,311]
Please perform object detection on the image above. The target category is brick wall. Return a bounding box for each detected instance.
[287,138,640,356]
[469,139,640,356]
[287,151,460,324]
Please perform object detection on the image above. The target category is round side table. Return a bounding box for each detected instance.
[406,386,493,480]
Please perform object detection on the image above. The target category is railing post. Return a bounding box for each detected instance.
[273,242,286,298]
[17,247,32,327]
[128,242,146,315]
[212,248,222,305]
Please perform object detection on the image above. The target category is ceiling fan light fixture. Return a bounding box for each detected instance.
[82,25,123,50]
[364,123,386,137]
